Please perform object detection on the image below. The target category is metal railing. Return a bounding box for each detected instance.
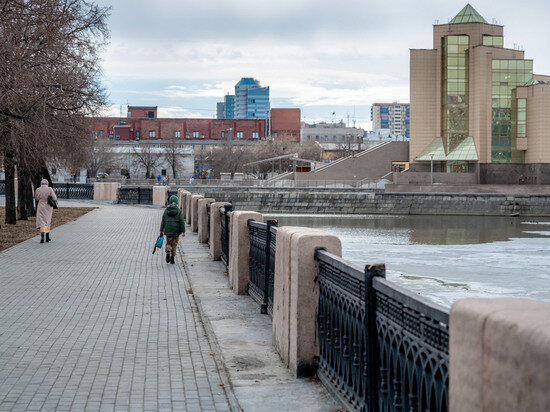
[316,250,449,412]
[220,205,232,266]
[0,180,5,195]
[247,220,277,315]
[118,187,153,204]
[52,183,94,199]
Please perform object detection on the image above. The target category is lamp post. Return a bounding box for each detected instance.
[430,153,434,185]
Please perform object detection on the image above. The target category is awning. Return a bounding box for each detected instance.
[415,136,478,162]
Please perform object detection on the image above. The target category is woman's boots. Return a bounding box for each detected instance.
[46,233,51,242]
[40,233,51,243]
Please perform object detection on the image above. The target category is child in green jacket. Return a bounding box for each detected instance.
[160,195,185,264]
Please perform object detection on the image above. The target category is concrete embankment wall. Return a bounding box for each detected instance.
[183,187,550,216]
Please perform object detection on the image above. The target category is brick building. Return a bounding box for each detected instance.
[270,108,301,142]
[90,106,300,143]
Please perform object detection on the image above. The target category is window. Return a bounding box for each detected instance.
[192,131,199,138]
[252,132,259,139]
[149,130,156,138]
[148,111,154,119]
[136,130,140,138]
[236,131,243,138]
[174,131,181,138]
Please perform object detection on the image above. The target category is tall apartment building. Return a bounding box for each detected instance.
[224,94,235,119]
[234,78,270,119]
[410,4,550,182]
[371,103,410,138]
[216,102,225,119]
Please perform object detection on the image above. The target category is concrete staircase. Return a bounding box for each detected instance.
[297,141,409,181]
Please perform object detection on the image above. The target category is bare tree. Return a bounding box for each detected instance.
[132,144,160,179]
[163,142,185,179]
[0,0,110,224]
[86,139,116,179]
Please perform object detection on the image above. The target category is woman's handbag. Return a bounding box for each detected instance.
[152,235,164,254]
[47,195,58,209]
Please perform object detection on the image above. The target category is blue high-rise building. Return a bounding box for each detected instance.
[224,94,235,119]
[234,78,270,119]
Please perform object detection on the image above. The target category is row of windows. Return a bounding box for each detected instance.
[492,60,533,71]
[483,35,504,48]
[96,130,259,139]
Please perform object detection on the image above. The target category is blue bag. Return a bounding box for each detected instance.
[152,235,164,254]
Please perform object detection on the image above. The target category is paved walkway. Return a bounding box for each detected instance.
[0,203,235,411]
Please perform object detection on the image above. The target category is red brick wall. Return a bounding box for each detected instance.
[271,108,300,142]
[88,117,266,141]
[127,107,157,119]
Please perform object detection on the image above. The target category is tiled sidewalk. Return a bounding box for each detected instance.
[0,203,235,411]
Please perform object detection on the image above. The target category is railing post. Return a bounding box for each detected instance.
[261,220,277,314]
[66,182,70,199]
[138,187,141,204]
[365,264,385,412]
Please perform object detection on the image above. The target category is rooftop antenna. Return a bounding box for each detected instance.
[353,106,356,128]
[347,113,350,127]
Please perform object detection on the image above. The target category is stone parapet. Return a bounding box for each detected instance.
[190,195,203,232]
[209,202,231,260]
[93,182,121,201]
[272,226,341,377]
[152,186,169,206]
[177,189,191,217]
[227,211,263,295]
[450,298,550,412]
[185,193,196,224]
[197,198,215,243]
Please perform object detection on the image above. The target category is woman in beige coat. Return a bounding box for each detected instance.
[35,179,57,243]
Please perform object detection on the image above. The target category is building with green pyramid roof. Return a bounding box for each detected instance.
[408,4,550,184]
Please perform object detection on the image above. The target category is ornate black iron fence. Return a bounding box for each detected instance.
[220,205,232,266]
[118,187,153,204]
[0,180,5,195]
[316,250,449,412]
[52,183,94,199]
[247,220,277,314]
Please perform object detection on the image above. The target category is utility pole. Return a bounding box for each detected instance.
[430,154,434,184]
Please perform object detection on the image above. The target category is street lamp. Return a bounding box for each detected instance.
[430,153,434,185]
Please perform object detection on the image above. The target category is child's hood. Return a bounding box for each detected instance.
[166,205,180,216]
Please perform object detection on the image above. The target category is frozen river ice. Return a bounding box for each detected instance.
[267,214,550,307]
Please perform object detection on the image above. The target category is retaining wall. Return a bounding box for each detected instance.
[187,188,550,217]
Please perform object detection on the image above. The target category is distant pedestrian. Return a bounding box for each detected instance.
[162,176,167,186]
[157,175,161,185]
[159,195,185,264]
[35,179,57,243]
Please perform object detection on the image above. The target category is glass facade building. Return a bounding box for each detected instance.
[224,94,235,119]
[410,4,550,178]
[234,78,270,119]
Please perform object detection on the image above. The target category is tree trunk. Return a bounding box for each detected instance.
[172,163,177,179]
[18,167,35,219]
[4,153,17,225]
[17,168,28,220]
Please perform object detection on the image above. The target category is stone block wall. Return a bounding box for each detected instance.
[189,188,550,217]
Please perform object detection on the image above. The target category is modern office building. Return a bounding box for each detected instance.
[224,94,235,119]
[371,103,410,138]
[410,4,550,183]
[234,78,270,119]
[216,102,225,119]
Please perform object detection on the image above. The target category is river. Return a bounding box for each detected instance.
[266,214,550,307]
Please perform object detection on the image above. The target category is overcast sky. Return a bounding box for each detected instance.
[96,0,550,129]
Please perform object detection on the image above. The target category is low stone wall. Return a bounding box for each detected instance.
[188,188,550,217]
